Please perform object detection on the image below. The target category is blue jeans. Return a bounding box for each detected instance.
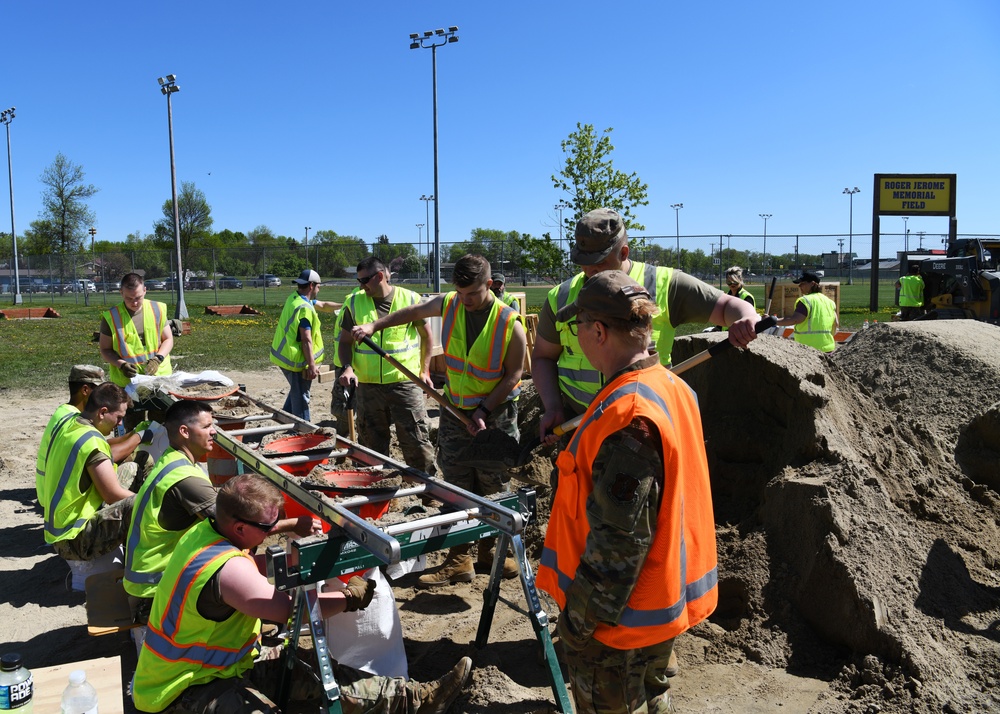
[281,368,312,421]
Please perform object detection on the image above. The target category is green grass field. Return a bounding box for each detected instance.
[0,281,903,391]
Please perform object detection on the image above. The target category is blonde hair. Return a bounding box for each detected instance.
[725,266,744,286]
[598,297,659,350]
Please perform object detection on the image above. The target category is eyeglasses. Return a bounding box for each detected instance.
[237,514,280,533]
[357,273,380,285]
[567,318,596,336]
[726,281,740,287]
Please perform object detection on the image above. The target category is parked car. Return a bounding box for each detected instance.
[145,279,167,290]
[219,276,243,289]
[258,273,281,287]
[188,278,215,290]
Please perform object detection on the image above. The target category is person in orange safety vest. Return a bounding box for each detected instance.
[536,269,718,714]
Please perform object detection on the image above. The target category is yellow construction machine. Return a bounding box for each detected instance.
[903,238,1000,323]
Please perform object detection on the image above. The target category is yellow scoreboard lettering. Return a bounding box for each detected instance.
[878,177,952,213]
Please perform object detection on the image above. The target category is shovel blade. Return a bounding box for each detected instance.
[454,428,521,470]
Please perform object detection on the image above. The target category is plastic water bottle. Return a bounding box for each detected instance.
[60,670,97,714]
[862,320,870,330]
[0,653,33,712]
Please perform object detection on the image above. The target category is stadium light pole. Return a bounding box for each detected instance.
[843,187,860,285]
[902,216,909,253]
[1,107,21,305]
[416,223,424,277]
[420,194,434,287]
[157,74,187,319]
[670,203,683,269]
[554,201,570,268]
[759,213,772,277]
[410,27,458,293]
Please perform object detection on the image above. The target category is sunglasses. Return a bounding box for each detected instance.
[238,514,280,533]
[357,273,380,285]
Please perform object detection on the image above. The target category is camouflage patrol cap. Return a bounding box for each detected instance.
[69,364,106,385]
[555,270,652,323]
[571,208,627,266]
[491,274,505,284]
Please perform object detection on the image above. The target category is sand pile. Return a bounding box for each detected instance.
[660,321,1000,713]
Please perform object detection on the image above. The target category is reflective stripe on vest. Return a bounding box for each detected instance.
[440,293,521,409]
[536,366,718,649]
[348,287,422,383]
[270,292,325,371]
[550,262,674,410]
[36,406,80,503]
[44,419,110,543]
[103,300,171,386]
[124,451,199,597]
[793,293,837,353]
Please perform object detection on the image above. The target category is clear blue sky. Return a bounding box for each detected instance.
[2,0,998,262]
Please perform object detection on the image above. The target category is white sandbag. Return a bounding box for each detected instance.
[322,567,408,679]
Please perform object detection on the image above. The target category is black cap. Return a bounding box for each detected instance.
[793,271,822,284]
[1,653,23,671]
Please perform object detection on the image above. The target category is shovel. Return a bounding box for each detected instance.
[345,380,358,442]
[359,335,474,428]
[458,315,779,472]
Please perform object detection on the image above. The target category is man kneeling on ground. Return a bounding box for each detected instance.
[132,474,472,714]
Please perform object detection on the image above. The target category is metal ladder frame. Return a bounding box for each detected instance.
[206,391,571,713]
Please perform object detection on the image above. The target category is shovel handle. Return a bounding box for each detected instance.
[553,414,584,436]
[670,315,778,375]
[763,276,778,316]
[360,334,473,427]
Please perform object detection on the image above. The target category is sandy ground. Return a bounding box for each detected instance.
[3,320,1000,712]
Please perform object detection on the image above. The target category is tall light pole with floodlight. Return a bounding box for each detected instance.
[902,216,909,252]
[86,227,96,307]
[843,187,860,285]
[410,26,458,293]
[420,194,434,286]
[1,107,21,305]
[759,213,772,277]
[416,222,424,275]
[670,203,683,268]
[157,74,187,319]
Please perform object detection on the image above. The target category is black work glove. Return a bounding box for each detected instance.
[343,576,376,612]
[121,362,139,379]
[145,355,163,376]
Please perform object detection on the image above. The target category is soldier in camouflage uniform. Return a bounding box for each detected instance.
[352,255,527,585]
[41,382,137,562]
[131,475,473,714]
[536,271,719,714]
[337,257,436,475]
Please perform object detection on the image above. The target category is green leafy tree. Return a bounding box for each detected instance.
[509,232,566,284]
[153,181,214,270]
[552,123,649,235]
[35,153,98,280]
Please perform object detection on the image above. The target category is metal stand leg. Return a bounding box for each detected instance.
[474,532,572,713]
[278,586,344,714]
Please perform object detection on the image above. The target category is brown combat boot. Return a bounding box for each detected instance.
[476,537,518,579]
[417,544,474,587]
[413,656,472,713]
[664,648,679,677]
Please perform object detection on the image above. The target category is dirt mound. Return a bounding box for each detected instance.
[666,321,1000,713]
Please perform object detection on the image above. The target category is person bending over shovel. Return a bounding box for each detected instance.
[352,254,526,586]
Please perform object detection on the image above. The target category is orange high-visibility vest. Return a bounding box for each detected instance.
[537,363,718,649]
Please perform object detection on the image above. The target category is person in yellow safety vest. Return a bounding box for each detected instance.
[535,271,718,714]
[99,273,174,386]
[352,254,527,587]
[774,270,839,352]
[490,273,520,312]
[132,474,473,714]
[329,286,362,427]
[124,400,322,625]
[725,265,756,309]
[42,382,137,562]
[36,365,147,507]
[337,257,436,475]
[533,208,760,445]
[896,262,925,321]
[269,269,341,421]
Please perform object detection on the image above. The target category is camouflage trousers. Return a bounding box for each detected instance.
[159,644,420,714]
[52,494,135,561]
[356,382,437,476]
[437,400,518,497]
[564,637,675,714]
